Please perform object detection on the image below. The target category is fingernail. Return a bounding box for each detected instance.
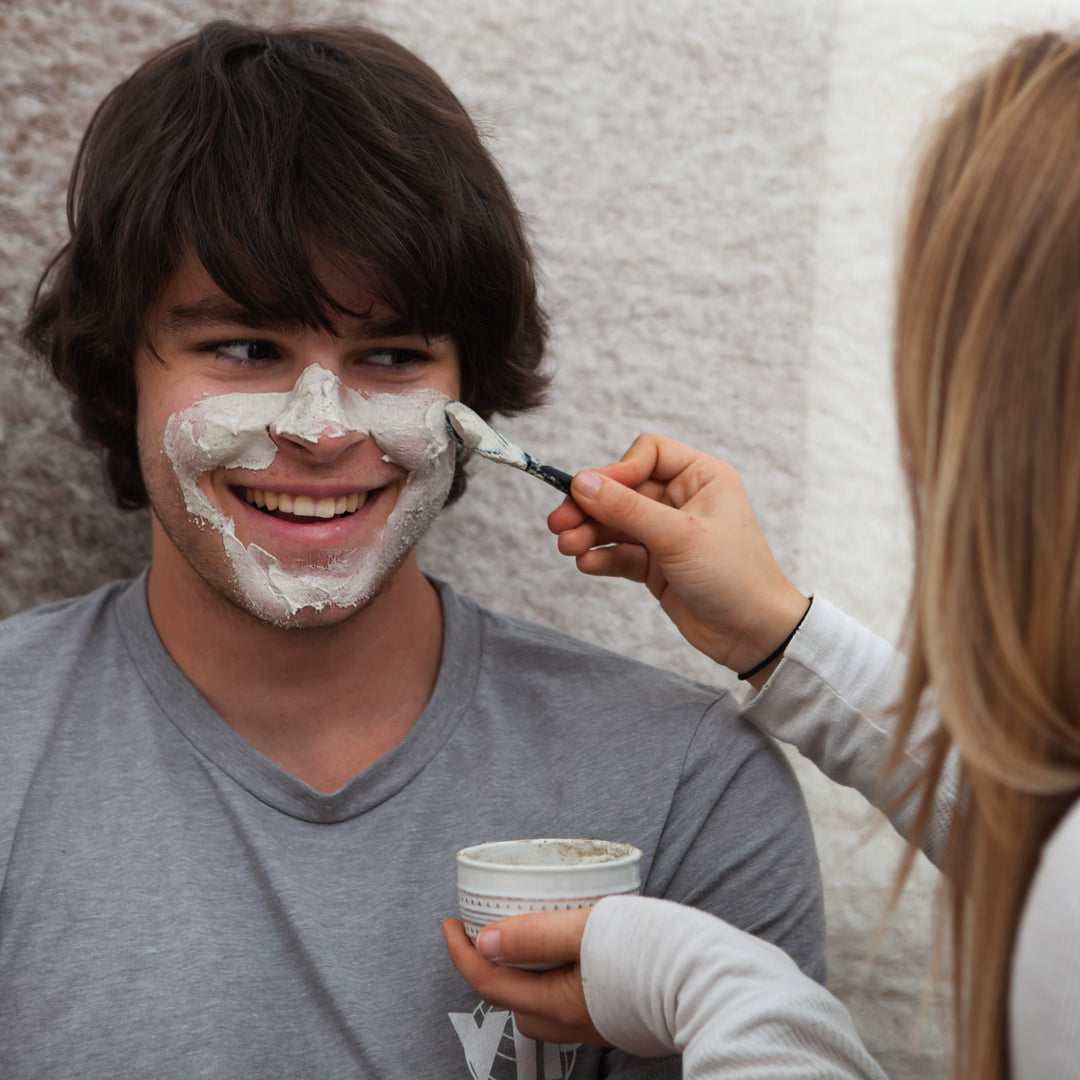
[574,471,601,498]
[476,929,502,961]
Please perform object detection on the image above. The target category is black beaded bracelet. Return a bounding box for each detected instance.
[736,597,814,681]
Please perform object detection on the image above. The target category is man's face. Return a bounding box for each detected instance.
[136,252,461,628]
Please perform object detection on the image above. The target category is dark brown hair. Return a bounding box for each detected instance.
[24,20,549,507]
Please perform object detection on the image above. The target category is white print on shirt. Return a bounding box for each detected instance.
[449,1002,581,1079]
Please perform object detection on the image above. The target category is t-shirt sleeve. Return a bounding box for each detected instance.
[644,695,828,984]
[582,895,888,1080]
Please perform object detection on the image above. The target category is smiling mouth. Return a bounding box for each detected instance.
[238,486,368,521]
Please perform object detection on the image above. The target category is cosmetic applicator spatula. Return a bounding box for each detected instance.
[444,401,574,495]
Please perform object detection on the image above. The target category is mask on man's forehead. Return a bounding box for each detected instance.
[162,364,455,624]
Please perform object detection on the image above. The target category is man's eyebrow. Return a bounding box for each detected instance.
[160,298,425,339]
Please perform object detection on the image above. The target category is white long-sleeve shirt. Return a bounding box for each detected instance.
[579,596,1080,1079]
[582,894,888,1079]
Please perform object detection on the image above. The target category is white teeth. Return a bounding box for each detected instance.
[240,488,366,518]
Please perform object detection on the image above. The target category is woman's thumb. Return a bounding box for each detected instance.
[571,470,682,551]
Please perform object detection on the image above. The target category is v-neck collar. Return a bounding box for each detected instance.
[113,573,480,822]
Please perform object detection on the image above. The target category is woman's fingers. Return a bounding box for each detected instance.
[555,521,617,557]
[618,432,706,486]
[547,497,591,535]
[567,471,696,558]
[442,918,538,1009]
[440,912,608,1047]
[510,1012,602,1045]
[476,909,591,968]
[547,461,664,535]
[575,543,650,583]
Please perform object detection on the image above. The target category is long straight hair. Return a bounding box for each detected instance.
[891,32,1080,1079]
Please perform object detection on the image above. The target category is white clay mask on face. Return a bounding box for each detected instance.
[163,363,455,624]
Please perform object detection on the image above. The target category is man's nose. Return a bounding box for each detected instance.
[267,363,370,462]
[270,423,369,463]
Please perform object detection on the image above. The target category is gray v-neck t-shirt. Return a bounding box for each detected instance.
[0,575,825,1079]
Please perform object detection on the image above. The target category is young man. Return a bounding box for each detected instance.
[3,21,826,1079]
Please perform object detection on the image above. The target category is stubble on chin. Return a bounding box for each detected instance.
[242,550,408,631]
[152,502,414,633]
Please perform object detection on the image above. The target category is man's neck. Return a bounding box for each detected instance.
[145,552,445,793]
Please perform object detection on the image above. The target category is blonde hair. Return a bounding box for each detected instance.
[892,31,1080,1079]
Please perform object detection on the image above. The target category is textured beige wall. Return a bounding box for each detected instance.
[2,2,1077,1075]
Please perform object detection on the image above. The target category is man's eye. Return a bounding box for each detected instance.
[214,340,278,364]
[364,348,426,369]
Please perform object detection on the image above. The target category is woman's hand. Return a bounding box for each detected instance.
[441,909,609,1046]
[548,433,807,685]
